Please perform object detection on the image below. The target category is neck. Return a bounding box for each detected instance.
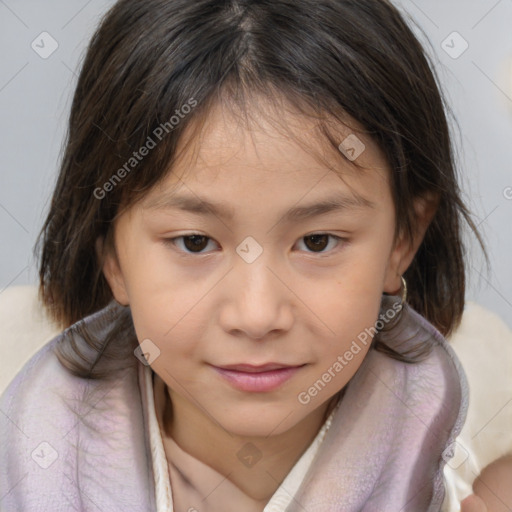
[153,373,341,501]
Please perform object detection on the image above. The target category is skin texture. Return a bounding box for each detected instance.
[101,99,434,502]
[460,455,512,512]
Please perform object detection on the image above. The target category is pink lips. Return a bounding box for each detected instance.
[212,363,305,392]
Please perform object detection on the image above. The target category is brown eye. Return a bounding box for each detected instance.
[183,235,210,252]
[164,234,216,254]
[297,233,344,254]
[304,234,329,252]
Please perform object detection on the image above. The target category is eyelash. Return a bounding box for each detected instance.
[164,233,346,256]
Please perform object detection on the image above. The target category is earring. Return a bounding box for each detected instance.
[399,275,408,307]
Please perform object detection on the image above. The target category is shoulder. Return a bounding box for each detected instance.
[0,305,155,511]
[0,333,80,438]
[0,332,90,510]
[300,300,468,509]
[369,302,468,507]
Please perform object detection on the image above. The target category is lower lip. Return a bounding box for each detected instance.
[212,366,304,392]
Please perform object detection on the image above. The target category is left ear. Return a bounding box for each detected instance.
[383,193,439,294]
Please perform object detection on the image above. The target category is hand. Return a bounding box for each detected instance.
[459,453,512,512]
[460,494,487,512]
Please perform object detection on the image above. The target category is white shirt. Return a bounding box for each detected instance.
[142,365,336,512]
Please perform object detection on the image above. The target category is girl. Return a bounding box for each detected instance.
[0,0,486,510]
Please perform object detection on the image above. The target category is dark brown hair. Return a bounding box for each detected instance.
[37,0,483,378]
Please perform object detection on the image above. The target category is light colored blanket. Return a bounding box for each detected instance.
[0,292,467,511]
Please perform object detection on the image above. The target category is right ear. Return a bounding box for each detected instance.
[95,235,130,306]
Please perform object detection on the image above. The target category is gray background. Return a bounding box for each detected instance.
[0,0,511,328]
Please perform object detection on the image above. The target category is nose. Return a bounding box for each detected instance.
[218,256,294,340]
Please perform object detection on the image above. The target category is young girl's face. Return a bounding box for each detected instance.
[103,99,419,437]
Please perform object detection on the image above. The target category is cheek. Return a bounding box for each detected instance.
[124,273,206,368]
[320,294,381,364]
[129,295,206,349]
[302,251,389,377]
[298,279,384,405]
[120,244,204,331]
[311,263,386,331]
[130,299,206,386]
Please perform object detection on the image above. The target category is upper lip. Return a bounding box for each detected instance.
[214,363,303,373]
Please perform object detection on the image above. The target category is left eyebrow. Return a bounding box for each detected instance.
[143,191,375,222]
[281,193,375,223]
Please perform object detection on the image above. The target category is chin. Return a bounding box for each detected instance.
[219,406,305,438]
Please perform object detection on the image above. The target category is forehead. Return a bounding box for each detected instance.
[141,95,392,211]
